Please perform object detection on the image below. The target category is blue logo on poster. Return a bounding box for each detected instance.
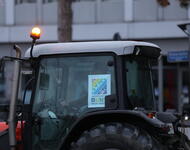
[92,79,107,95]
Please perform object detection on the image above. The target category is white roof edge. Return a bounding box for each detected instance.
[24,41,161,58]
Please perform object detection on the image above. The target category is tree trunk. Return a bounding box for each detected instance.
[157,0,170,7]
[58,0,73,42]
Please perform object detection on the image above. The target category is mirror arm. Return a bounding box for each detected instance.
[22,77,34,105]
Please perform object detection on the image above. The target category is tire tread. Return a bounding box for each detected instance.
[71,122,164,150]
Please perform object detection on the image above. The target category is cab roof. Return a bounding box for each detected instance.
[24,41,160,58]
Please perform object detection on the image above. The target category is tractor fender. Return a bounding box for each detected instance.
[60,110,168,150]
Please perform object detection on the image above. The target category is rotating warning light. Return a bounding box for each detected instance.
[30,27,41,40]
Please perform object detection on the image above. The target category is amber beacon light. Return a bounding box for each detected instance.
[30,27,41,40]
[30,26,41,58]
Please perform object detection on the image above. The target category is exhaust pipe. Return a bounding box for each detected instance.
[7,45,21,150]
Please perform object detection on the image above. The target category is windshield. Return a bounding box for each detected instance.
[125,56,155,110]
[33,55,116,115]
[32,54,116,150]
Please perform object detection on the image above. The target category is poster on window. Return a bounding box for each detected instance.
[88,74,111,108]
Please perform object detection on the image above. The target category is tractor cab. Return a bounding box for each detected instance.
[23,41,161,150]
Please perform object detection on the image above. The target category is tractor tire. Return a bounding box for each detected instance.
[70,122,165,150]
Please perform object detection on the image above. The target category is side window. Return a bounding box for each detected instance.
[125,56,154,110]
[126,61,138,97]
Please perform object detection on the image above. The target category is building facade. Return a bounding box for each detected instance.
[0,0,190,112]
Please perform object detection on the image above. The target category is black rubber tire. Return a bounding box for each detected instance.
[70,122,165,150]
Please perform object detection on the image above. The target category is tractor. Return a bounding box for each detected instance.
[0,27,190,150]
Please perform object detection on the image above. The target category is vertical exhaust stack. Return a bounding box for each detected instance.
[8,45,21,150]
[7,26,41,150]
